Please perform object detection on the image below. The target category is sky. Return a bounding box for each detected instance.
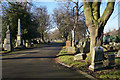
[32,1,119,33]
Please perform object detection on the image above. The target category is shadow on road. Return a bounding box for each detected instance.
[1,54,74,60]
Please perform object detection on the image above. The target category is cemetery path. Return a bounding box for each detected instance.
[2,43,89,79]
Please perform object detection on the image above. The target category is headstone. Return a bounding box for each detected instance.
[89,46,104,71]
[37,40,40,44]
[66,40,71,51]
[23,40,25,46]
[108,54,115,66]
[109,46,114,51]
[25,40,29,47]
[117,50,120,57]
[74,53,87,60]
[76,41,83,48]
[30,42,34,47]
[3,38,7,50]
[82,41,90,53]
[4,25,13,51]
[16,19,23,47]
[67,47,75,53]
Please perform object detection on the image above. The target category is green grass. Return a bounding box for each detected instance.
[2,51,10,53]
[58,46,120,80]
[58,46,88,68]
[99,70,120,79]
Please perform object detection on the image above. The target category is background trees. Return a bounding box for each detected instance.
[33,7,52,42]
[53,1,87,42]
[2,2,38,42]
[2,2,52,44]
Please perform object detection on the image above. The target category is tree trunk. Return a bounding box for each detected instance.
[72,29,75,47]
[82,1,115,63]
[41,33,45,42]
[87,25,104,62]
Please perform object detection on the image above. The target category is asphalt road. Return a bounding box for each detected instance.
[1,43,89,79]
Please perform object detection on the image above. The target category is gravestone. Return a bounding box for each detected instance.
[66,40,71,51]
[81,41,90,53]
[117,50,120,57]
[3,38,7,50]
[109,46,114,51]
[74,53,86,60]
[25,40,29,47]
[108,54,115,66]
[4,25,13,51]
[23,40,25,46]
[76,41,83,48]
[89,46,104,71]
[16,19,23,47]
[67,47,75,53]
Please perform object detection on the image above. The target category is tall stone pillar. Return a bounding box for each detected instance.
[16,19,23,47]
[4,25,13,51]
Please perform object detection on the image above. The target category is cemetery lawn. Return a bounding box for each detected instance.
[57,46,120,80]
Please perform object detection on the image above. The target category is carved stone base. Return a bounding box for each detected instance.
[16,35,23,47]
[89,61,104,71]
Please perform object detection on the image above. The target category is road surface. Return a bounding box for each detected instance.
[1,43,89,79]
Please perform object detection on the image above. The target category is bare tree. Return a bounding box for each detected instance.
[82,0,115,61]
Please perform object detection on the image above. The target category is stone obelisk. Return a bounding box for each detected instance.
[16,19,23,47]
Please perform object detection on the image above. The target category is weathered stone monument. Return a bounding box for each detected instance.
[66,40,75,53]
[66,40,71,51]
[25,40,29,47]
[16,19,23,47]
[67,47,75,53]
[108,54,115,66]
[3,38,7,50]
[4,25,13,51]
[80,41,90,53]
[23,40,25,46]
[74,53,87,60]
[89,46,104,71]
[117,50,120,57]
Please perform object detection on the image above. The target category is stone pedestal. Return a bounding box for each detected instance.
[17,35,23,46]
[66,40,71,51]
[4,25,13,51]
[89,46,104,71]
[89,61,104,71]
[74,53,86,60]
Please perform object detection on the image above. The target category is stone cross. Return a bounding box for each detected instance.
[89,46,104,71]
[16,19,23,47]
[4,25,13,51]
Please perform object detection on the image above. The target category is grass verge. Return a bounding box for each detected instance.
[57,46,120,80]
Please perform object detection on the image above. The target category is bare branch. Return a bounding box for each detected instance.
[98,1,115,27]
